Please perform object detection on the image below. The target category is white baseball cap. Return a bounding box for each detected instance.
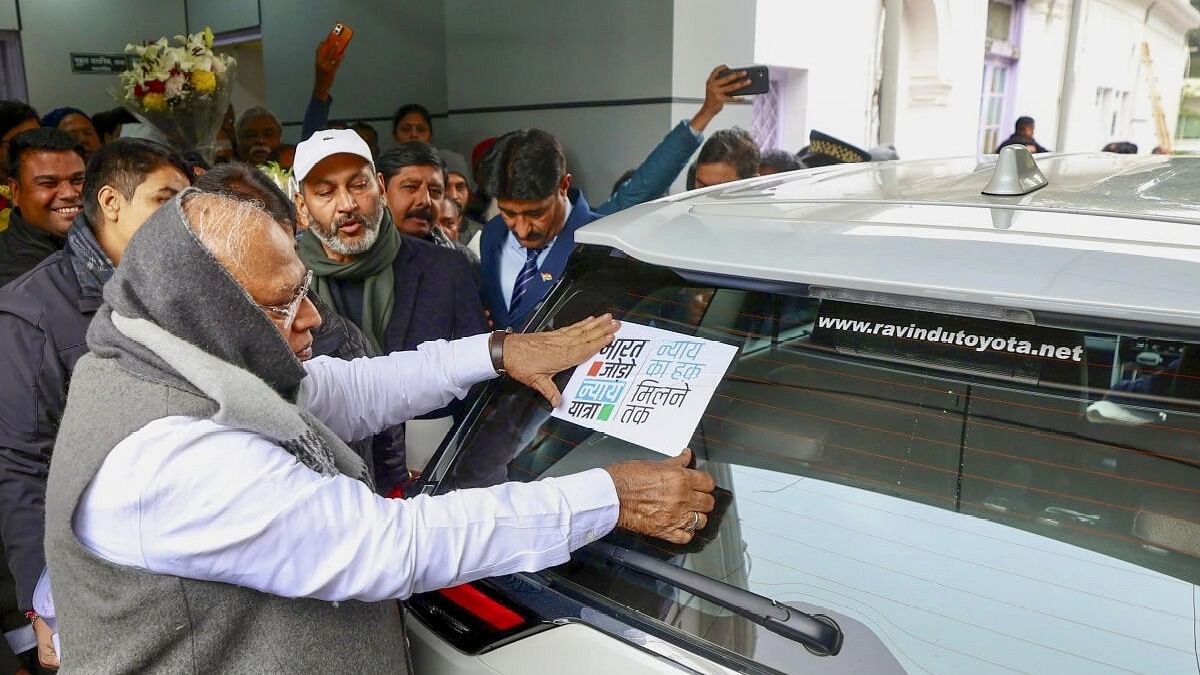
[292,128,375,186]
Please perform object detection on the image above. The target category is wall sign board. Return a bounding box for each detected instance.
[70,52,131,74]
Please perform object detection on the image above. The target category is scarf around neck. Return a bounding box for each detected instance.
[86,189,371,486]
[297,209,401,354]
[65,215,115,303]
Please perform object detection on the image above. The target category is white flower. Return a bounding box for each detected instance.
[120,28,232,102]
[164,73,186,99]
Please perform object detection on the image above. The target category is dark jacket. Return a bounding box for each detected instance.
[320,234,488,488]
[480,188,599,330]
[0,210,65,288]
[0,217,101,610]
[322,234,488,355]
[308,292,413,494]
[995,134,1049,154]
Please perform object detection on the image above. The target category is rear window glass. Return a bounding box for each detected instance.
[436,253,1200,675]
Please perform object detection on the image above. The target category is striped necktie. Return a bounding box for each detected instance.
[509,246,544,313]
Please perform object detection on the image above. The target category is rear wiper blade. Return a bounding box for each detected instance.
[585,542,843,656]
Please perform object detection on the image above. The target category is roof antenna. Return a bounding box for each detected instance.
[982,145,1048,196]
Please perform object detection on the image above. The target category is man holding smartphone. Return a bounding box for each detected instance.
[597,64,750,215]
[301,24,353,143]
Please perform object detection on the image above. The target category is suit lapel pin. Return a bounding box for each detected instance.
[540,272,553,282]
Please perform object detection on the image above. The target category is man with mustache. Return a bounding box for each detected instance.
[378,142,478,269]
[0,129,86,286]
[479,128,600,330]
[294,130,487,473]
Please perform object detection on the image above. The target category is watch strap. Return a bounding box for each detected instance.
[489,329,511,374]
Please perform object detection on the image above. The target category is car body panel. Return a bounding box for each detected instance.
[412,153,1200,674]
[408,617,734,675]
[576,155,1200,329]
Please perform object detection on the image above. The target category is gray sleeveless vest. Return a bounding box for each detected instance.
[44,355,410,674]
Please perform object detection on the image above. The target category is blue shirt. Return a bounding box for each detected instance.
[497,201,573,309]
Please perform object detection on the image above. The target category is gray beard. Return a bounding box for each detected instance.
[309,200,386,256]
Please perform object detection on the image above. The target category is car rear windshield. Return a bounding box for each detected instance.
[435,250,1200,675]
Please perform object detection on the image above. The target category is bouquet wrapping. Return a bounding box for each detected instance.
[112,28,236,164]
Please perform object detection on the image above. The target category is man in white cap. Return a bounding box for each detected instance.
[293,129,487,486]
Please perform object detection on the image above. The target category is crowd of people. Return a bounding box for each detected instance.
[0,32,917,672]
[1,23,1176,670]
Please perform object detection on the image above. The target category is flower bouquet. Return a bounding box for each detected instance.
[0,184,12,233]
[113,27,236,163]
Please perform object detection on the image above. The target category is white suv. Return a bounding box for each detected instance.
[407,150,1200,675]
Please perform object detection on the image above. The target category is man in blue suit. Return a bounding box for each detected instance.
[479,129,599,330]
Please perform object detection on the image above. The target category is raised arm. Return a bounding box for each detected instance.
[299,335,495,442]
[301,38,346,141]
[594,65,750,216]
[300,315,620,441]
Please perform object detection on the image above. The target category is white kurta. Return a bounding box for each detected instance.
[73,336,619,601]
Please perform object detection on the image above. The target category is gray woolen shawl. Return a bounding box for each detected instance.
[85,189,371,484]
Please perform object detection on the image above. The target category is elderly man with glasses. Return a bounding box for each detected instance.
[43,189,716,672]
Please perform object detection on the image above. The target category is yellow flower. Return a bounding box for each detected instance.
[0,184,11,233]
[143,92,168,113]
[191,70,217,94]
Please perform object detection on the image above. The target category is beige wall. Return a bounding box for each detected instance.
[443,0,680,200]
[218,41,268,118]
[19,0,187,115]
[0,0,17,31]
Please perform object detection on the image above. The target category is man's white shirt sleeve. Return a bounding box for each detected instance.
[299,334,496,441]
[75,416,617,601]
[72,335,621,601]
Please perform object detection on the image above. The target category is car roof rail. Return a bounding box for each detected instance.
[982,145,1049,196]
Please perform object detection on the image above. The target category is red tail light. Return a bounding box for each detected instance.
[408,580,539,653]
[436,583,524,631]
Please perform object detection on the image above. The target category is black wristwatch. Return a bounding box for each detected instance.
[489,328,512,375]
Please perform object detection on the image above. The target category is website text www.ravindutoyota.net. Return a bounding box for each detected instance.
[817,316,1084,362]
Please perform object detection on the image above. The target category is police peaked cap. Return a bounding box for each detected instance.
[798,130,871,168]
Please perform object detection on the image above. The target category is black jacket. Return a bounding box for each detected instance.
[379,234,487,353]
[320,235,488,491]
[0,210,64,288]
[0,218,97,610]
[995,134,1049,154]
[308,292,408,494]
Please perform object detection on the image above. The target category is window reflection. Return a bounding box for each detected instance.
[439,256,1200,673]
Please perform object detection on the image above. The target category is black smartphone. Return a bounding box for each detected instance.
[719,65,769,96]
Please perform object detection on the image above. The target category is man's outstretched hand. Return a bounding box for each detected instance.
[605,448,717,544]
[504,314,619,403]
[503,314,620,407]
[313,38,347,102]
[690,64,752,134]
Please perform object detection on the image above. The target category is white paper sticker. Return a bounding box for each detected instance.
[551,322,738,456]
